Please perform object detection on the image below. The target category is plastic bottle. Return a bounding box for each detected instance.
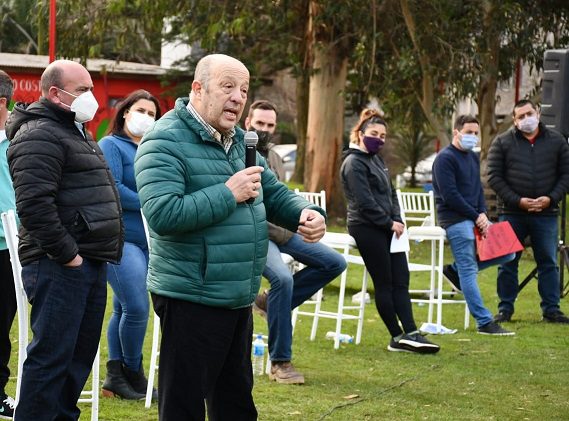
[252,334,265,375]
[325,331,354,344]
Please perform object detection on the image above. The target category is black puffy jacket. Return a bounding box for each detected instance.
[340,147,402,230]
[6,98,124,265]
[487,123,569,216]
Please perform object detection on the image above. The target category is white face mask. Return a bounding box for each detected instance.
[59,88,99,123]
[517,115,539,134]
[125,111,155,137]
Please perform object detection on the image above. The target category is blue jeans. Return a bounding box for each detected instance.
[107,242,150,371]
[446,220,515,327]
[15,257,107,421]
[497,214,560,315]
[264,234,346,361]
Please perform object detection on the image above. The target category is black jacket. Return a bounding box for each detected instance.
[487,123,569,216]
[6,98,124,265]
[340,147,402,230]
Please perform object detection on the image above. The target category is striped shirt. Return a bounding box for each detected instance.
[186,101,235,153]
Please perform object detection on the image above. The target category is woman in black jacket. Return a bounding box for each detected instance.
[340,108,439,354]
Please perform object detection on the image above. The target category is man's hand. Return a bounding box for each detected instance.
[519,197,535,211]
[520,196,549,213]
[64,254,83,267]
[534,196,551,211]
[391,221,405,238]
[475,213,491,235]
[297,209,326,243]
[225,166,264,203]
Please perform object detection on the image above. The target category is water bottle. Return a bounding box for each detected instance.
[325,331,354,344]
[252,334,265,375]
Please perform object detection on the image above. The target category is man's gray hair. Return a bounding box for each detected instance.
[0,70,13,104]
[40,64,64,96]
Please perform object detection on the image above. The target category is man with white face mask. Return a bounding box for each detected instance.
[433,115,516,335]
[6,60,123,420]
[488,99,569,324]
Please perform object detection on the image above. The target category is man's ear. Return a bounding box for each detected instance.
[47,86,62,104]
[244,116,251,130]
[191,80,202,98]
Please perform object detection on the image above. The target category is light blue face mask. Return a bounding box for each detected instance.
[459,134,478,151]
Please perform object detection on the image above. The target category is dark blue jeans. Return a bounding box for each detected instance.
[497,214,560,315]
[15,257,107,421]
[264,234,346,361]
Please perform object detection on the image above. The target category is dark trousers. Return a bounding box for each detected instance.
[349,224,417,338]
[152,294,257,421]
[0,249,16,393]
[14,257,107,421]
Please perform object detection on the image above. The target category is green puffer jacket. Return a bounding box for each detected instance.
[134,98,325,309]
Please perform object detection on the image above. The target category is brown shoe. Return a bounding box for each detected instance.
[269,361,305,385]
[253,290,268,319]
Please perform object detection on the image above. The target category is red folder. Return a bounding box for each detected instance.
[474,221,524,262]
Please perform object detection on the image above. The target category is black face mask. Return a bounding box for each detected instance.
[253,129,272,153]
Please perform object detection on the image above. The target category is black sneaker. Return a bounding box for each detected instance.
[388,333,440,354]
[543,311,569,324]
[443,264,461,292]
[0,392,15,419]
[493,311,512,323]
[477,321,515,336]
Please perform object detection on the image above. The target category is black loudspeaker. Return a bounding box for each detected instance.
[541,49,569,137]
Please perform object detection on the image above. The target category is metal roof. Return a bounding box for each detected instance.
[0,52,166,76]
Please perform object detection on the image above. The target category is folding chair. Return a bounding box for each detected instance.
[1,210,100,421]
[141,211,159,409]
[395,190,470,330]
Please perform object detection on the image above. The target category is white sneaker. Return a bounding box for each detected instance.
[352,291,370,304]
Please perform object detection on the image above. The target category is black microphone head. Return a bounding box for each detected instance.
[244,131,259,146]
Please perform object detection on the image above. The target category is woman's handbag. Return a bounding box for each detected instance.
[474,221,524,261]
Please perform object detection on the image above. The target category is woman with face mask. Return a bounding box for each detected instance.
[99,90,162,400]
[340,108,440,354]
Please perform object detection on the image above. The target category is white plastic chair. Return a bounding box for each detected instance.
[395,190,470,330]
[291,230,368,349]
[141,211,159,409]
[1,210,100,421]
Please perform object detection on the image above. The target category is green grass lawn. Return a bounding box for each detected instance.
[7,238,569,420]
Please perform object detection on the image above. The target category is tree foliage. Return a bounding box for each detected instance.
[2,1,569,216]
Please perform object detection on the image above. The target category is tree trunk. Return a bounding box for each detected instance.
[291,69,309,184]
[304,46,348,219]
[477,0,501,220]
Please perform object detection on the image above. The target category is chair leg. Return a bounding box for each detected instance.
[90,346,100,421]
[333,269,349,350]
[291,308,298,335]
[355,269,368,345]
[309,289,323,341]
[435,238,445,329]
[145,311,160,409]
[15,292,28,405]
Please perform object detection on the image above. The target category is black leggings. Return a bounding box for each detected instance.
[349,224,417,338]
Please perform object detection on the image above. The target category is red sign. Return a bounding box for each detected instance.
[9,71,176,140]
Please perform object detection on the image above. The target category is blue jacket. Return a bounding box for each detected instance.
[432,144,485,229]
[99,133,146,250]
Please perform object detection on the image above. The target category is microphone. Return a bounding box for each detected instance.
[244,131,258,204]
